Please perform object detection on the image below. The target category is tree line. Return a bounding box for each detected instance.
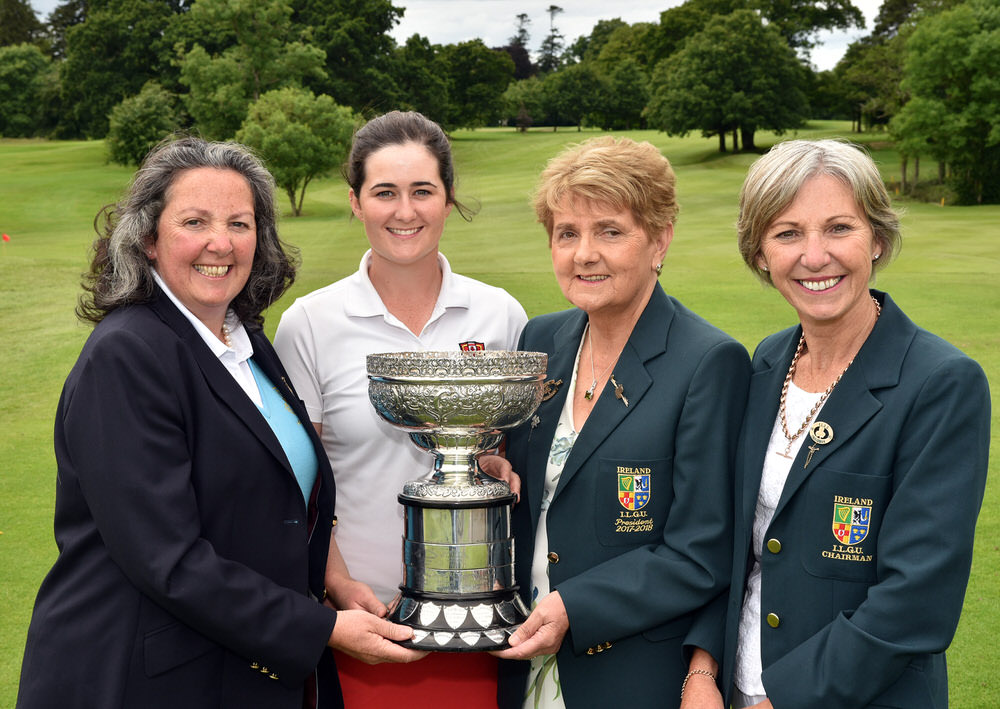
[1,0,997,206]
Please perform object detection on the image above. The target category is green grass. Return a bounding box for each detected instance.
[2,123,998,705]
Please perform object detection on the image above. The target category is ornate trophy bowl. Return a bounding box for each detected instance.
[367,350,547,651]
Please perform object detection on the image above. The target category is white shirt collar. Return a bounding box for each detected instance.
[151,268,253,364]
[344,249,471,322]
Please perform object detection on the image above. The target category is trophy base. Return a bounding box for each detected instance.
[388,588,530,651]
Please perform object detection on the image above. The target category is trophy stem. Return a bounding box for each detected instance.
[430,452,479,486]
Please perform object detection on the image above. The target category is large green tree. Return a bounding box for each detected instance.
[602,58,649,130]
[593,22,662,75]
[536,4,564,74]
[178,0,326,140]
[836,36,907,132]
[498,14,535,80]
[564,18,627,64]
[0,43,50,136]
[755,0,864,51]
[236,87,358,216]
[500,11,534,79]
[543,61,607,131]
[291,0,403,113]
[646,9,808,152]
[105,82,181,166]
[44,0,86,59]
[58,0,180,138]
[890,0,1000,203]
[439,40,514,129]
[0,0,44,46]
[501,76,548,130]
[390,35,452,125]
[654,0,864,58]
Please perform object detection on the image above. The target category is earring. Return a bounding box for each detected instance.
[654,263,663,275]
[873,252,881,261]
[761,265,769,272]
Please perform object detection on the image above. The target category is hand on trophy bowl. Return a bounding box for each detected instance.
[366,350,547,650]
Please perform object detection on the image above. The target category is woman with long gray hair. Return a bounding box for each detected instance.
[17,136,423,709]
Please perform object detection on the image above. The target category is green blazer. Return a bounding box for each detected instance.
[498,284,750,707]
[714,290,990,708]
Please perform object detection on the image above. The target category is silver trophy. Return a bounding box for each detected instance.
[367,350,547,651]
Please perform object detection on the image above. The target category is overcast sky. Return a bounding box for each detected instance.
[29,0,882,71]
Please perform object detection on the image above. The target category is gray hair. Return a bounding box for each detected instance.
[737,139,901,285]
[79,135,297,326]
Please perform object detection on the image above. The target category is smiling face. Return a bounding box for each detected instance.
[550,197,671,321]
[150,167,256,332]
[349,141,453,270]
[757,174,881,328]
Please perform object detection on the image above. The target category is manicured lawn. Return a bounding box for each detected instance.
[1,123,997,706]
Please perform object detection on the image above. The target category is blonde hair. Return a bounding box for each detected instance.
[737,139,901,285]
[534,136,678,241]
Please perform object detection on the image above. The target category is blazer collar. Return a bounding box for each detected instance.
[551,284,675,500]
[147,290,295,477]
[751,291,917,518]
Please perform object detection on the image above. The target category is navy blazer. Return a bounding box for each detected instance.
[498,284,750,707]
[17,290,340,709]
[713,291,990,709]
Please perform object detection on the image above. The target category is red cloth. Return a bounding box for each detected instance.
[334,650,498,708]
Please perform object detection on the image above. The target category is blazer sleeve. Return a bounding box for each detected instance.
[556,338,751,651]
[763,354,990,708]
[59,327,335,684]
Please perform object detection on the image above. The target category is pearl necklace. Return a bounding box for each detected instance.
[583,323,623,401]
[221,322,233,349]
[776,295,881,458]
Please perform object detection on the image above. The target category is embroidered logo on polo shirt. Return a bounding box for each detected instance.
[459,341,485,351]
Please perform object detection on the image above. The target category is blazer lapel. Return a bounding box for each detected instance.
[773,291,913,518]
[773,367,881,517]
[552,285,670,500]
[150,294,293,476]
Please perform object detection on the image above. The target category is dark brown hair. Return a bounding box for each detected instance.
[342,111,474,220]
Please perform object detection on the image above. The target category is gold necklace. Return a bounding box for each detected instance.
[776,296,881,458]
[582,323,622,401]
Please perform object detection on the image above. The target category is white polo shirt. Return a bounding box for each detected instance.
[274,250,527,602]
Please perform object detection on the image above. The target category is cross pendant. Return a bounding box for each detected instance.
[804,443,820,469]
